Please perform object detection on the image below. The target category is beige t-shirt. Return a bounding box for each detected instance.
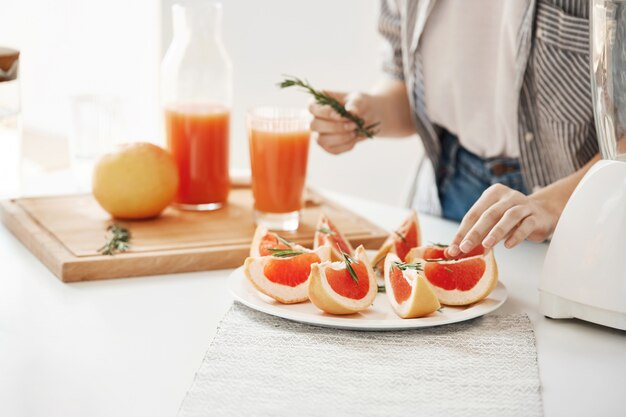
[420,0,529,158]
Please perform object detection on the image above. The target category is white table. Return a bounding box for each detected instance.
[0,191,624,417]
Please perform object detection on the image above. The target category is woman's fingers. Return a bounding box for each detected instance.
[309,102,344,121]
[448,184,527,256]
[308,90,376,155]
[447,184,509,256]
[324,140,358,155]
[481,205,532,248]
[316,132,357,154]
[455,201,515,253]
[504,216,537,248]
[310,118,356,134]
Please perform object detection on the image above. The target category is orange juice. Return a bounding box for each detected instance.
[165,104,230,209]
[249,128,310,213]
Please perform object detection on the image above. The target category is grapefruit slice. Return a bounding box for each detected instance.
[308,246,377,315]
[249,226,308,257]
[371,209,421,272]
[406,245,498,306]
[383,253,440,318]
[313,213,355,261]
[244,246,331,304]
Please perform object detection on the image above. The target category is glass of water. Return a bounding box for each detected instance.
[68,94,126,192]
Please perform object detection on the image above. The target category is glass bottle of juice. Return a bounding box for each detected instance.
[161,1,232,211]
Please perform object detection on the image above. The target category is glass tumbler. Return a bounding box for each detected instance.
[248,107,311,231]
[68,94,125,192]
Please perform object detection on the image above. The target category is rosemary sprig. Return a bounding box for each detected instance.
[317,226,336,235]
[372,255,385,271]
[98,224,131,256]
[392,261,423,272]
[343,252,359,284]
[394,231,407,243]
[424,258,454,273]
[278,75,380,138]
[430,242,448,248]
[268,248,307,258]
[275,234,294,247]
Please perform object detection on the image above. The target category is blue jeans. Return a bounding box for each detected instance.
[437,131,528,222]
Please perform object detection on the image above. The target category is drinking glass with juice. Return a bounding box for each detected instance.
[248,107,311,231]
[161,1,232,210]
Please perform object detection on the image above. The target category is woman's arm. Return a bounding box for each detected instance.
[446,154,601,256]
[308,78,415,154]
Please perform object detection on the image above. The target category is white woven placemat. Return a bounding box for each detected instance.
[178,303,543,417]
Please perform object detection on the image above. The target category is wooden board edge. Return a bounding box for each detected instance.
[60,245,250,282]
[0,199,73,281]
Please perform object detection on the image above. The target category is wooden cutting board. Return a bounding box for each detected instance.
[0,186,388,282]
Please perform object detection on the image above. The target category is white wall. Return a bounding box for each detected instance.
[0,0,162,139]
[1,0,421,206]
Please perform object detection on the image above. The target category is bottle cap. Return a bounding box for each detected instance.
[0,47,20,82]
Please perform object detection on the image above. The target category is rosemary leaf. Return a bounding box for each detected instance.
[275,234,294,247]
[392,261,423,272]
[372,255,385,270]
[377,283,386,293]
[343,252,359,284]
[98,224,131,256]
[429,242,449,248]
[317,226,336,235]
[394,230,407,243]
[268,248,306,258]
[278,75,380,138]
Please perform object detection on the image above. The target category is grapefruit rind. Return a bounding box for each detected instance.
[244,246,331,304]
[371,209,421,270]
[249,225,308,257]
[308,246,378,315]
[313,214,355,262]
[406,247,498,306]
[384,253,441,319]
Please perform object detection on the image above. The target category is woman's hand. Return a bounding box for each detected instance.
[447,154,600,255]
[446,184,559,256]
[308,79,415,154]
[309,91,381,155]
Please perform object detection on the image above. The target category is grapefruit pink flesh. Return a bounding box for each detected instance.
[258,234,291,256]
[394,221,419,261]
[319,218,353,255]
[389,266,411,304]
[326,222,352,254]
[422,245,485,260]
[334,238,352,255]
[424,258,486,291]
[325,262,370,300]
[263,253,321,287]
[422,247,446,259]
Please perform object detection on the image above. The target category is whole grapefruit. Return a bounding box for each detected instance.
[92,142,179,219]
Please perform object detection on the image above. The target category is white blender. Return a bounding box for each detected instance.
[539,0,626,331]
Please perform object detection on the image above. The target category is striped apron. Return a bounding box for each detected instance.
[378,0,598,210]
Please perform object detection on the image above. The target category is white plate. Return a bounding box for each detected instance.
[228,266,507,331]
